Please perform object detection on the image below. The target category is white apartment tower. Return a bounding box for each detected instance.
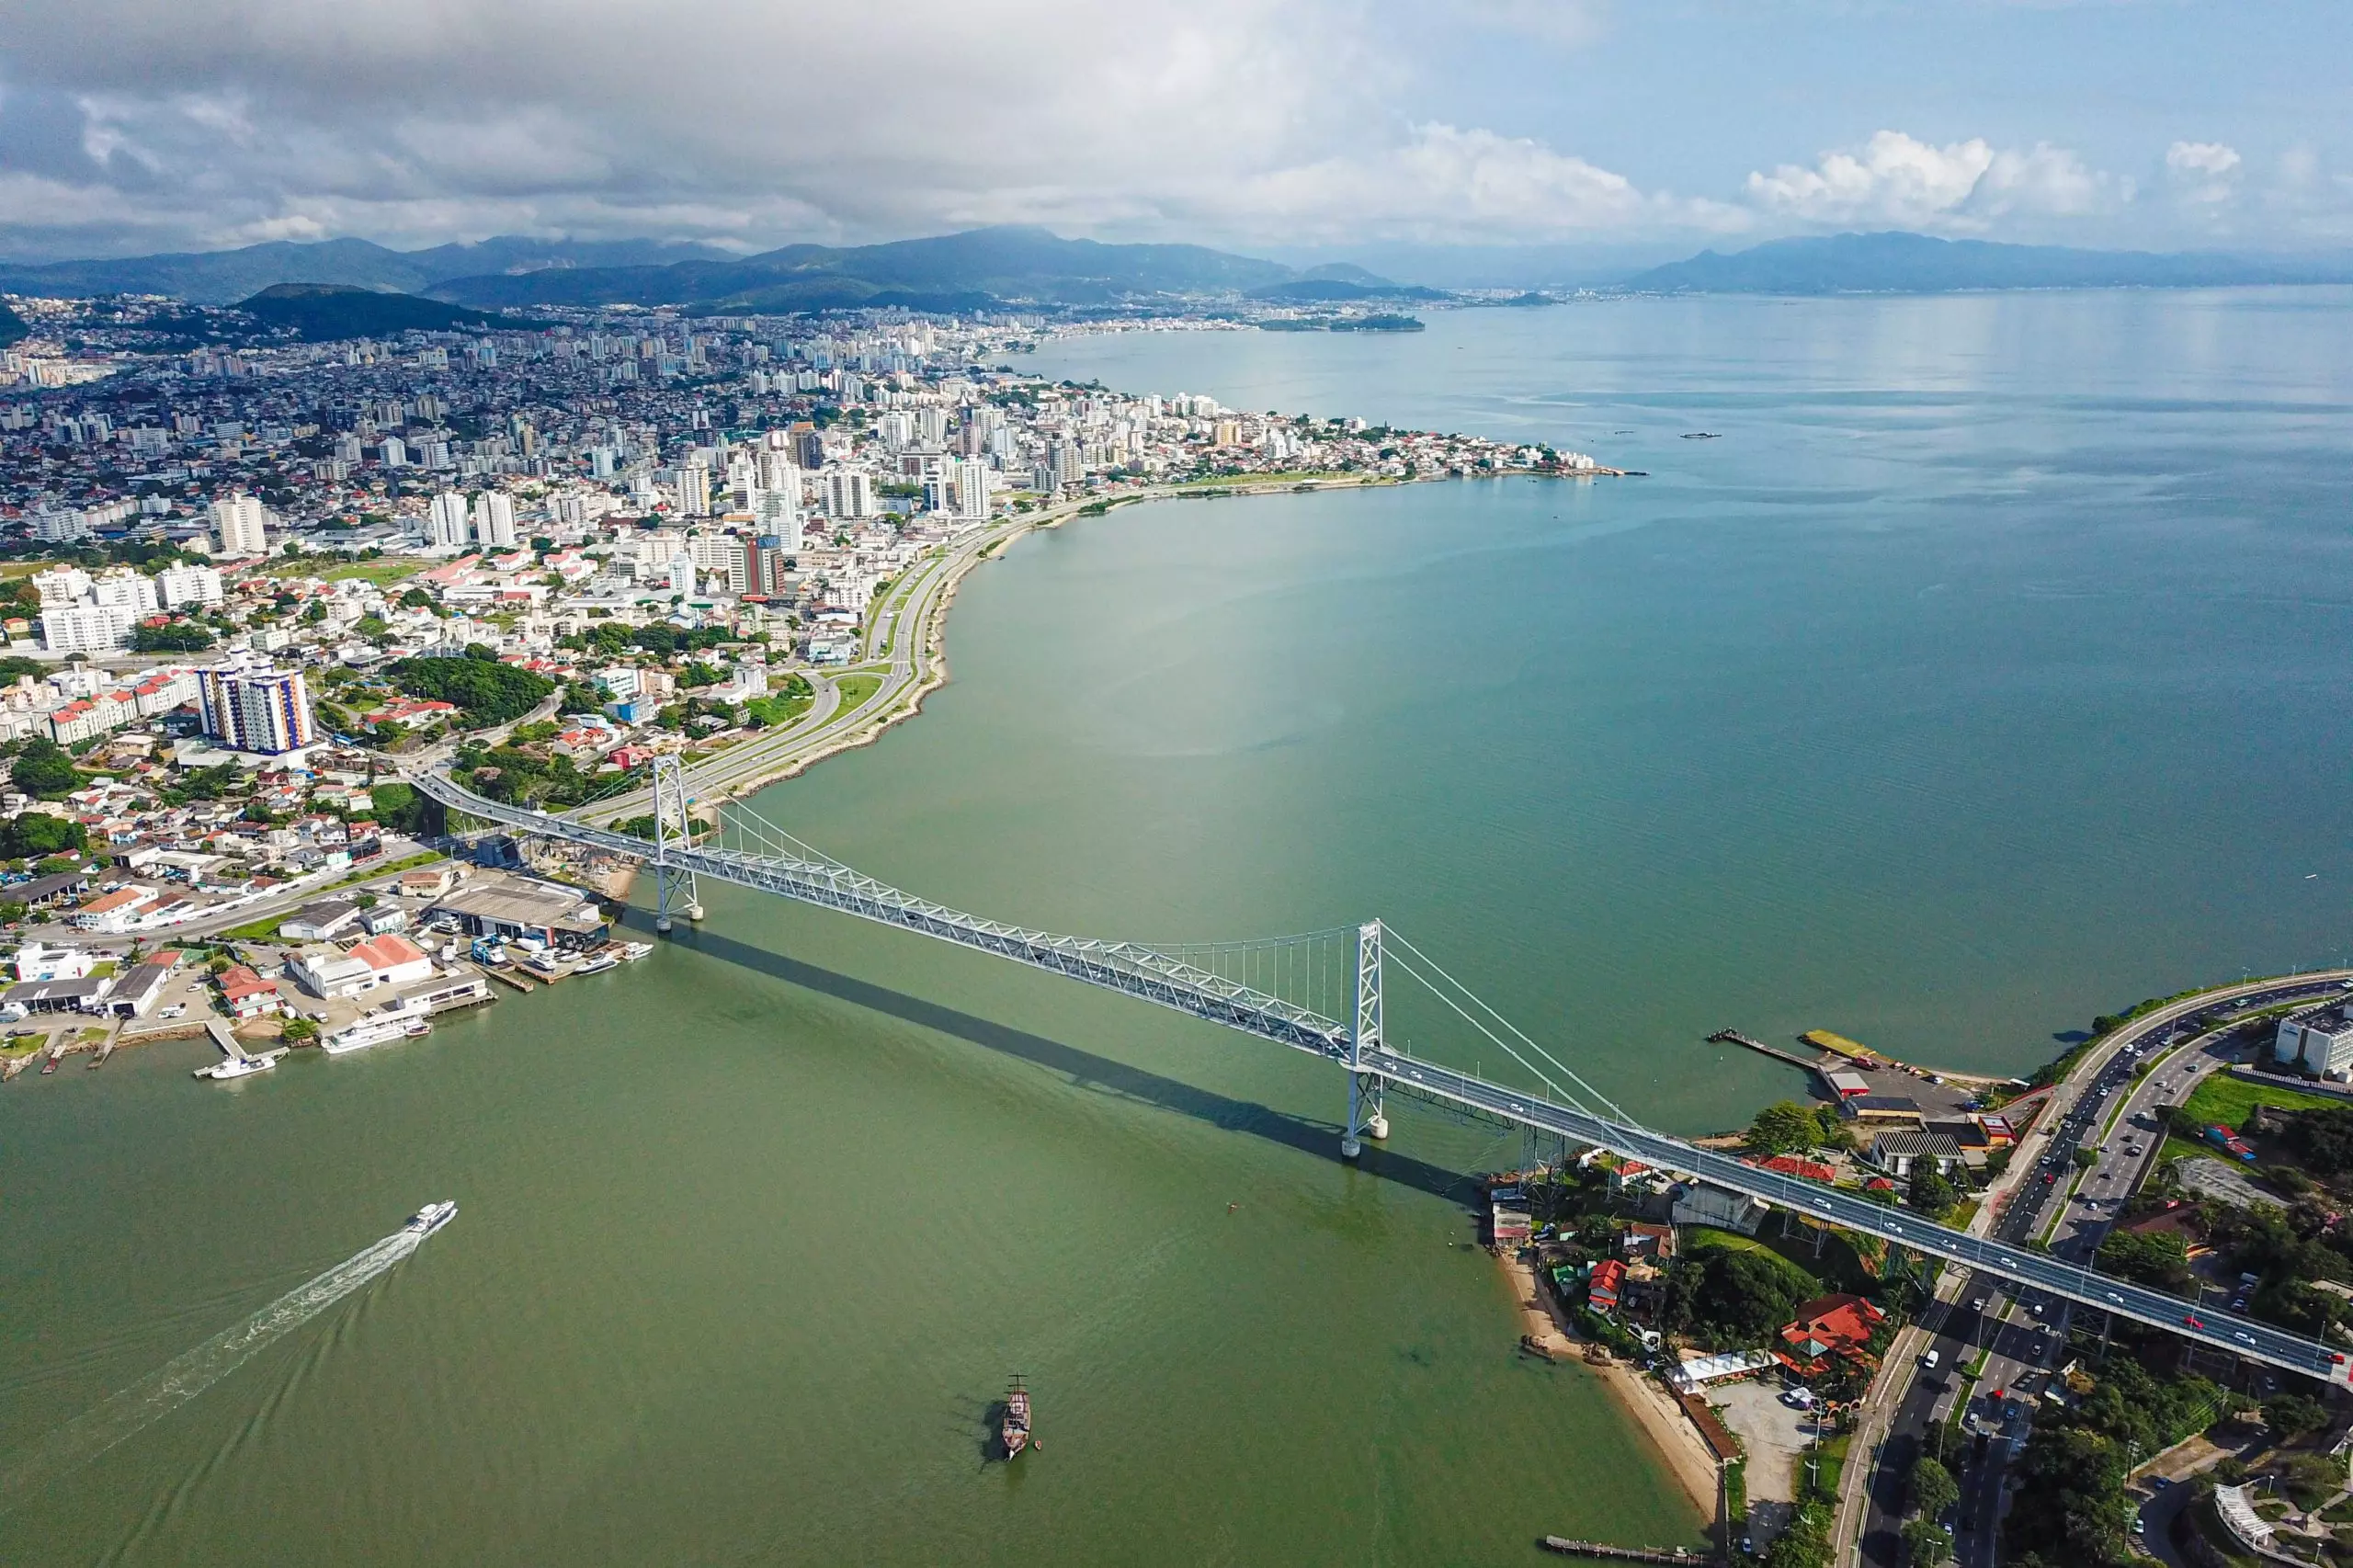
[824,469,874,520]
[953,459,993,524]
[210,492,268,556]
[426,491,471,548]
[156,563,226,609]
[678,462,711,517]
[472,491,517,547]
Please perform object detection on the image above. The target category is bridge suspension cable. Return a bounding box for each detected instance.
[1381,926,1636,1128]
[402,762,2353,1389]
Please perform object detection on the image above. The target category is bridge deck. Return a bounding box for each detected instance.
[411,770,2350,1385]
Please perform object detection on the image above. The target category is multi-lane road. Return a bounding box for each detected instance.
[1856,971,2353,1568]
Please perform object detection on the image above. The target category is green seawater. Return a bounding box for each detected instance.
[7,290,2353,1563]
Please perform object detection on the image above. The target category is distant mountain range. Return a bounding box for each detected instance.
[14,224,2346,319]
[234,283,538,341]
[0,236,733,307]
[1624,231,2353,294]
[0,226,1404,312]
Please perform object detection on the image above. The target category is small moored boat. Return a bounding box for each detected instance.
[1001,1374,1031,1460]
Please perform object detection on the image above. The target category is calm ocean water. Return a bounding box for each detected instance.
[5,290,2350,1563]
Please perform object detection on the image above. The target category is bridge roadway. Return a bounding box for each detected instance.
[410,769,2352,1388]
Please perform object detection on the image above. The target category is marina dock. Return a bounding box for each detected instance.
[1706,1028,1831,1085]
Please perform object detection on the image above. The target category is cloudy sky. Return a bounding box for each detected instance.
[2,0,2348,265]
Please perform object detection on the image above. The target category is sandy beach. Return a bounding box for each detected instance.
[1497,1249,1722,1518]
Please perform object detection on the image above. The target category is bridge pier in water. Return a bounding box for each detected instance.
[650,756,703,934]
[1343,920,1389,1161]
[402,765,2353,1388]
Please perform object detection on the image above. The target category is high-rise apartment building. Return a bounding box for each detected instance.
[156,563,225,609]
[472,491,517,547]
[198,665,315,755]
[755,486,802,553]
[379,436,409,468]
[678,462,711,517]
[426,491,471,548]
[39,604,137,653]
[953,459,993,523]
[824,470,874,520]
[90,570,161,616]
[210,492,268,556]
[746,535,792,599]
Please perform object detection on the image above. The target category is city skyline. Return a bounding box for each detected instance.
[4,1,2350,267]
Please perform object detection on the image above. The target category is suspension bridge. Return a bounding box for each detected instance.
[407,757,2351,1387]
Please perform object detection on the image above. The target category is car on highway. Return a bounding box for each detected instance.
[2234,1332,2255,1345]
[2184,1314,2204,1329]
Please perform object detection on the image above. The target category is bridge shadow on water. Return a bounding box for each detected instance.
[644,916,1483,1205]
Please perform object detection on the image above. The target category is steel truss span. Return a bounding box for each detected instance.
[408,767,2351,1387]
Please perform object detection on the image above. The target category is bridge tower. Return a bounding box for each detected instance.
[649,756,703,934]
[1342,919,1389,1160]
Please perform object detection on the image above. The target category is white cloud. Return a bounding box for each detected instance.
[1208,122,1739,243]
[2164,140,2242,206]
[1745,130,2124,232]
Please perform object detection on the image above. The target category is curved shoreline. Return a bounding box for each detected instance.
[704,471,1622,806]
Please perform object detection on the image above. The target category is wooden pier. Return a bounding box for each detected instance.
[1540,1539,1711,1564]
[1706,1028,1828,1079]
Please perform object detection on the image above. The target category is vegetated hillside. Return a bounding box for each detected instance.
[233,284,539,341]
[1623,231,2353,294]
[0,301,26,347]
[2,224,1418,312]
[427,225,1341,310]
[0,236,733,305]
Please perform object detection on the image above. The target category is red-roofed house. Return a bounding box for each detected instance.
[1589,1259,1627,1313]
[1777,1293,1886,1378]
[1757,1154,1838,1184]
[363,698,460,730]
[219,964,284,1018]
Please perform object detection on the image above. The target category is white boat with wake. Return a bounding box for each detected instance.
[404,1200,457,1236]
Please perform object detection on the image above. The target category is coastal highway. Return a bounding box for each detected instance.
[1852,973,2353,1568]
[571,504,1016,824]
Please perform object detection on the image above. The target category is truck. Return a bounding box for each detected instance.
[2201,1125,2256,1163]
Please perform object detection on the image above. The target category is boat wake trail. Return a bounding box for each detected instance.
[0,1229,421,1511]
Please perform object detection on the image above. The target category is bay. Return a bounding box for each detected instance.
[7,289,2353,1563]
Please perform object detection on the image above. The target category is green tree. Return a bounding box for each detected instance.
[1765,1502,1834,1568]
[1688,1247,1813,1344]
[2095,1229,2195,1292]
[386,656,553,727]
[1908,1165,1959,1221]
[1911,1456,1960,1520]
[2265,1392,2328,1439]
[0,812,86,858]
[10,738,78,799]
[1746,1100,1829,1156]
[2072,1147,2099,1170]
[1899,1517,1949,1567]
[131,619,216,652]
